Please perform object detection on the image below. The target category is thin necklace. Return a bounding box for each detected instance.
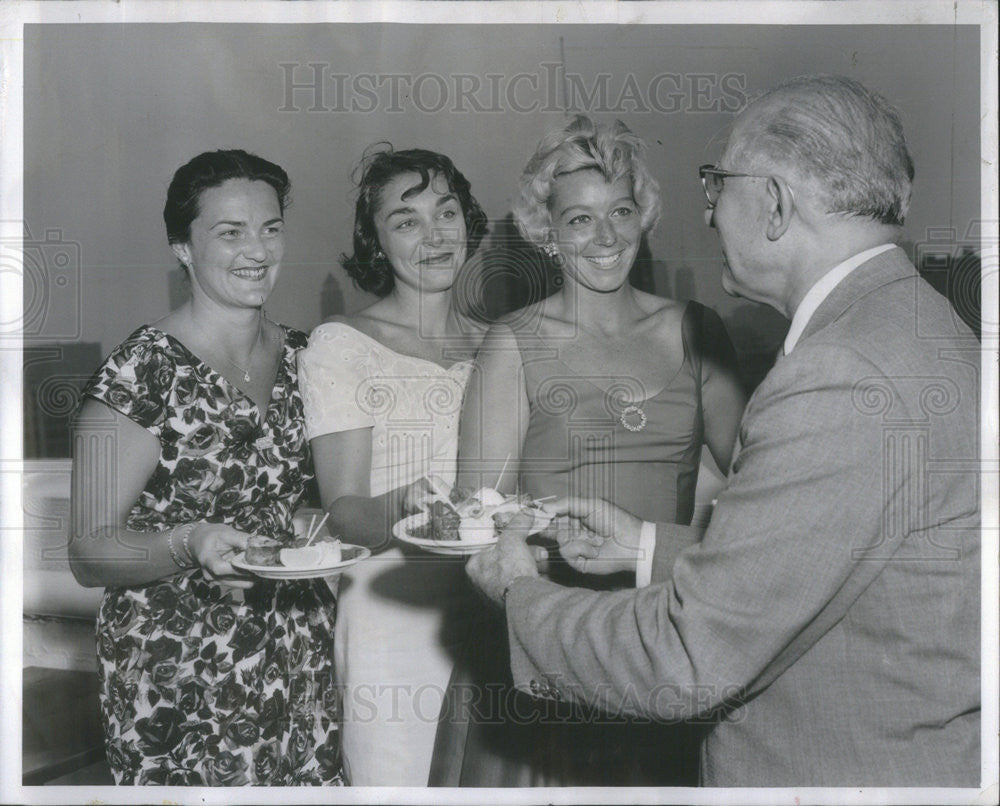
[222,314,264,383]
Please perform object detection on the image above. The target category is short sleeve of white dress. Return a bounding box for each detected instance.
[298,321,472,497]
[298,322,379,439]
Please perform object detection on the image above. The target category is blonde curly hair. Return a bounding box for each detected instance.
[512,115,661,247]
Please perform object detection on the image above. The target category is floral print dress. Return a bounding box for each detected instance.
[83,324,343,786]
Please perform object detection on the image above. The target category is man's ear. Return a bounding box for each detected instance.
[765,177,795,241]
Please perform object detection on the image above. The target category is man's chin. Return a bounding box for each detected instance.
[721,267,742,299]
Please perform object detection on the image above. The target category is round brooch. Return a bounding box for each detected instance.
[620,404,647,432]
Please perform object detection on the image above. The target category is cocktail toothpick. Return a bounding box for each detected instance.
[494,453,511,490]
[306,512,330,546]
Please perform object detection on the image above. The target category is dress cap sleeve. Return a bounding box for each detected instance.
[81,327,169,432]
[298,322,379,439]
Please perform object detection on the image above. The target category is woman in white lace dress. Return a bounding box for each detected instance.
[297,148,488,785]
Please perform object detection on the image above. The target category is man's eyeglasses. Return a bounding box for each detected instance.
[699,164,773,208]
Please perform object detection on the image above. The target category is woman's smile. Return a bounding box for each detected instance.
[417,250,457,266]
[231,265,270,281]
[584,249,627,268]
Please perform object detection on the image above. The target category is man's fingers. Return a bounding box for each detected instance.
[500,511,534,539]
[560,540,599,562]
[547,496,597,518]
[465,548,488,580]
[548,515,574,544]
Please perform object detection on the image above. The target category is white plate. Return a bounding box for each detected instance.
[231,543,370,579]
[392,507,554,556]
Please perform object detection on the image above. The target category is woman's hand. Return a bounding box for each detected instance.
[186,523,255,589]
[401,476,436,516]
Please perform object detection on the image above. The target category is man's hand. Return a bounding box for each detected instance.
[466,511,545,606]
[543,497,645,575]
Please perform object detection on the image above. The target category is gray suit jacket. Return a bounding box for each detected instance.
[506,248,981,786]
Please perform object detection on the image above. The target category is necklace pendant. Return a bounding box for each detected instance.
[243,370,251,383]
[620,404,647,432]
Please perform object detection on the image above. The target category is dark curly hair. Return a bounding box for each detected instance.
[342,146,488,297]
[163,149,291,246]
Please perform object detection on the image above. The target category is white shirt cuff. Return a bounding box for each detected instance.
[635,521,657,588]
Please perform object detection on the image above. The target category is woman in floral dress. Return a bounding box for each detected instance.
[70,150,342,785]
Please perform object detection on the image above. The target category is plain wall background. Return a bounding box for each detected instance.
[23,22,981,362]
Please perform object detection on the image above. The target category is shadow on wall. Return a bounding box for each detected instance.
[167,265,188,311]
[320,272,346,322]
[23,343,102,459]
[721,303,789,393]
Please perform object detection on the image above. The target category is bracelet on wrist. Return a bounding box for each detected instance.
[167,523,197,569]
[178,523,197,565]
[167,527,186,568]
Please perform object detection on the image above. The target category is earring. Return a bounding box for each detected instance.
[542,242,563,266]
[374,251,385,260]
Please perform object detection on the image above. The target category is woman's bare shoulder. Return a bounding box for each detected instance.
[497,298,580,341]
[632,291,689,333]
[320,304,391,341]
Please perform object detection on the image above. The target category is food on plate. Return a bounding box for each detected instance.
[408,485,549,543]
[244,534,343,568]
[279,540,342,569]
[245,535,284,566]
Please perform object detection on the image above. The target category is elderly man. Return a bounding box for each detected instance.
[467,75,980,786]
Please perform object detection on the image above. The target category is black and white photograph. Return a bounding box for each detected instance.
[1,1,997,804]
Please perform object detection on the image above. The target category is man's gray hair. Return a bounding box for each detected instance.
[735,75,914,226]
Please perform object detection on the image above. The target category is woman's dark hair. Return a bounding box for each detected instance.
[342,147,488,297]
[163,149,291,245]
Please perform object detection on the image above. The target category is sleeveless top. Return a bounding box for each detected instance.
[517,301,705,526]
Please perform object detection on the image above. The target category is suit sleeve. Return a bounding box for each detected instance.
[647,523,704,585]
[506,343,904,720]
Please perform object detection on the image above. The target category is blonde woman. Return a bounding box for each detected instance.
[431,116,746,786]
